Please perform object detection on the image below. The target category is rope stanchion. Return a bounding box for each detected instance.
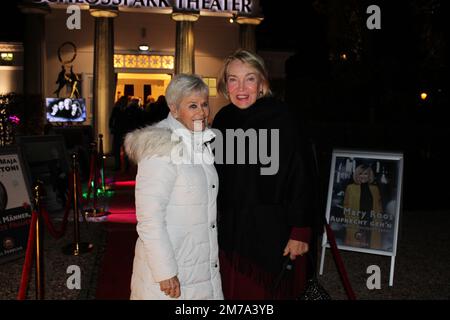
[17,206,37,300]
[39,172,74,239]
[85,141,98,204]
[99,134,106,193]
[84,134,110,218]
[17,181,45,300]
[98,133,114,193]
[34,182,45,299]
[63,153,93,256]
[17,165,91,299]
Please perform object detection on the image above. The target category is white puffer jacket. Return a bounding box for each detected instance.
[124,114,223,300]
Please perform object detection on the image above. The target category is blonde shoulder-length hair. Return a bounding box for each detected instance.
[217,49,272,100]
[353,164,375,184]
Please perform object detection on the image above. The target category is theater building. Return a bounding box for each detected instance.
[4,0,264,152]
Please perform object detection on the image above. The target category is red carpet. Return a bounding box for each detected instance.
[95,171,138,300]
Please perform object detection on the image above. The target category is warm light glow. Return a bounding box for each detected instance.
[139,44,149,51]
[117,73,172,80]
[114,54,174,69]
[420,92,428,100]
[171,12,200,22]
[0,52,13,61]
[340,53,347,60]
[229,17,234,23]
[89,8,118,18]
[236,16,263,25]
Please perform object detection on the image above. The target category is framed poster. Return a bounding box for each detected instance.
[319,149,404,286]
[0,146,33,264]
[15,135,70,214]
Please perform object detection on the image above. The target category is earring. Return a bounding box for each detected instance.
[259,91,263,97]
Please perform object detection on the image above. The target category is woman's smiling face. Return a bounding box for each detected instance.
[226,59,263,109]
[171,92,210,132]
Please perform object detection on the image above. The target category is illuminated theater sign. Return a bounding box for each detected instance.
[34,0,256,14]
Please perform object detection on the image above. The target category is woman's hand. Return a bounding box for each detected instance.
[283,239,309,260]
[159,276,181,298]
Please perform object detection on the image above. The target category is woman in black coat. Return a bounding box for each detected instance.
[212,50,315,299]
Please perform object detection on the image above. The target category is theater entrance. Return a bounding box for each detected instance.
[115,73,172,104]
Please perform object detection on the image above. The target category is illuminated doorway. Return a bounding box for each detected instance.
[115,73,172,104]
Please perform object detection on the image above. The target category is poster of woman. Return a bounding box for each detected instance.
[0,147,32,264]
[324,149,404,255]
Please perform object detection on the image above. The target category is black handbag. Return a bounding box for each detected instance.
[298,222,357,300]
[272,255,331,300]
[297,254,331,300]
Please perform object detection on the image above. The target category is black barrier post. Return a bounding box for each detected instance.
[63,153,93,255]
[85,135,110,218]
[98,134,114,192]
[99,134,106,193]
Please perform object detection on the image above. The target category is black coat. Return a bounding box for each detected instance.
[212,97,315,280]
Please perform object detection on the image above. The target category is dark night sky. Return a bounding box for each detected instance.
[1,0,448,104]
[257,0,449,112]
[0,1,24,41]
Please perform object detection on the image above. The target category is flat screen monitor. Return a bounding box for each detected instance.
[46,98,87,123]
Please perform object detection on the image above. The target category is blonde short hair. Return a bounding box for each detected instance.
[217,49,272,100]
[353,165,375,184]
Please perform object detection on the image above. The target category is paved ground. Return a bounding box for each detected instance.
[1,157,449,300]
[0,217,106,300]
[318,210,450,300]
[1,210,448,300]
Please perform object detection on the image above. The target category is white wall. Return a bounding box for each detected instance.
[195,15,239,121]
[114,11,175,52]
[45,9,95,123]
[0,67,23,94]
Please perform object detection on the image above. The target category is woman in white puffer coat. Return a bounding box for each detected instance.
[124,74,223,300]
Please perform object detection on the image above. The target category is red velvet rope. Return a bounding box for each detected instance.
[17,210,37,300]
[325,223,357,300]
[40,207,67,239]
[16,168,84,300]
[38,169,82,240]
[76,171,85,208]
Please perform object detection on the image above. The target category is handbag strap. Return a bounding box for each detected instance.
[305,251,318,279]
[271,256,294,295]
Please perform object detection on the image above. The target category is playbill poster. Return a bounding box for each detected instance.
[0,149,32,263]
[325,150,403,255]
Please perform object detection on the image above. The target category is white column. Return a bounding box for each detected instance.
[237,16,263,53]
[172,12,199,75]
[19,2,50,135]
[90,8,118,154]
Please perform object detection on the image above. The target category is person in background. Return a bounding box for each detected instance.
[144,95,155,112]
[145,95,170,125]
[212,49,316,300]
[124,74,223,300]
[109,95,129,171]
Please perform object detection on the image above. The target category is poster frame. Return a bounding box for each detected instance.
[0,145,33,264]
[319,148,404,286]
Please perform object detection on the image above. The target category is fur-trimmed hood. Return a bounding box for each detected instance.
[124,114,216,164]
[124,125,181,164]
